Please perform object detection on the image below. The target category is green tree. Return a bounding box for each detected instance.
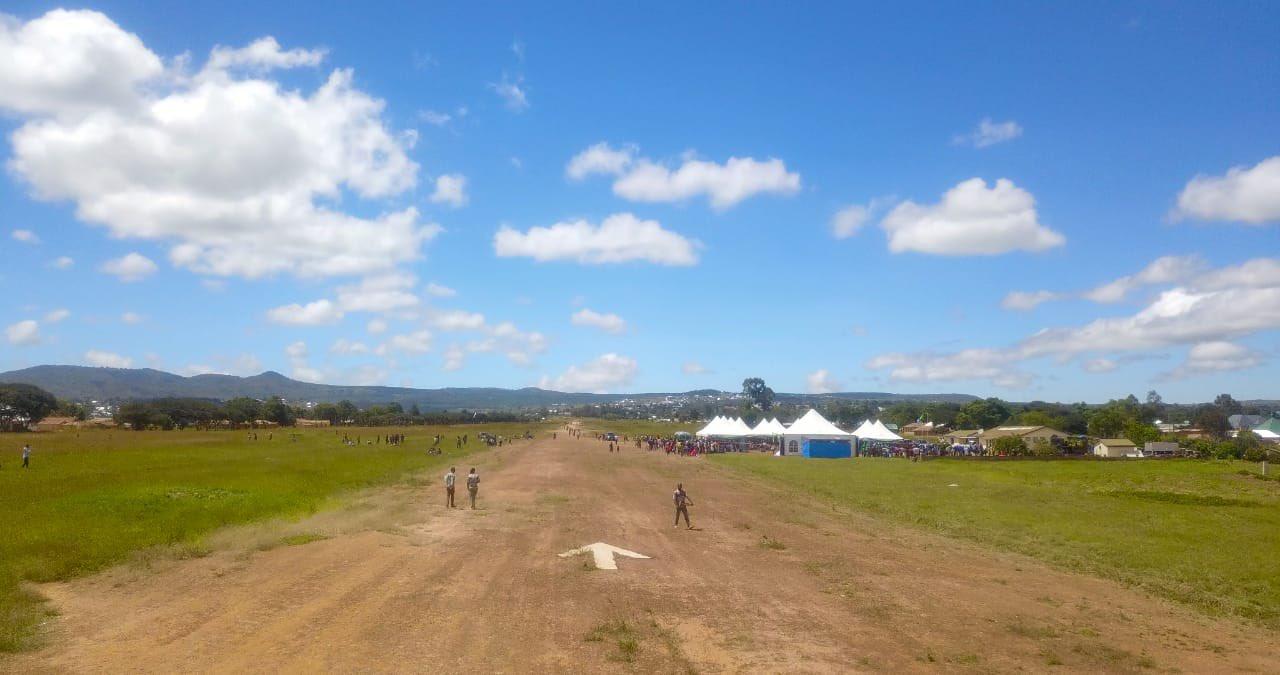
[1194,406,1230,439]
[0,383,58,431]
[261,396,295,426]
[114,401,152,431]
[224,397,263,425]
[955,398,1010,430]
[1087,405,1131,438]
[1122,420,1161,447]
[741,378,775,412]
[1214,393,1241,414]
[989,435,1028,456]
[336,400,358,424]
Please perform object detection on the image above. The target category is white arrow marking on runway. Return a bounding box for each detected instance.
[557,542,651,570]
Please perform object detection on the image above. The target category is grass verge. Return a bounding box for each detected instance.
[711,454,1280,629]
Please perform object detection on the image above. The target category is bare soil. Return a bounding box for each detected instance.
[4,434,1278,673]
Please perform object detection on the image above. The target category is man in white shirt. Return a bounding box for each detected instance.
[444,467,456,508]
[22,444,31,469]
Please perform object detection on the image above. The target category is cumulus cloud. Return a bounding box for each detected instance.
[806,369,841,394]
[1163,341,1263,379]
[50,256,74,269]
[566,142,801,210]
[418,109,451,126]
[1001,290,1062,311]
[11,229,39,244]
[100,252,158,282]
[84,349,132,368]
[494,213,699,266]
[830,204,871,239]
[541,353,637,393]
[6,319,40,345]
[879,178,1064,256]
[266,299,344,325]
[442,344,465,371]
[566,142,636,180]
[44,308,70,323]
[0,9,439,280]
[1083,255,1205,303]
[429,309,486,331]
[489,74,528,111]
[329,338,369,355]
[379,329,433,355]
[1174,156,1280,224]
[366,318,388,335]
[335,272,419,313]
[430,174,468,207]
[952,118,1023,148]
[424,282,456,297]
[869,257,1280,387]
[571,308,627,334]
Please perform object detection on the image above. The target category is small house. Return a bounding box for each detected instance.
[1093,438,1136,458]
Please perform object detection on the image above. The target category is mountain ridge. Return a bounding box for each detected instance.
[0,365,979,408]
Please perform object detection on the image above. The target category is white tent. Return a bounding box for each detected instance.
[852,419,902,442]
[697,416,753,438]
[780,409,851,455]
[750,418,787,436]
[695,416,725,437]
[726,417,754,437]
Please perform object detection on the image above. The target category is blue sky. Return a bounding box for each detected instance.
[2,1,1279,402]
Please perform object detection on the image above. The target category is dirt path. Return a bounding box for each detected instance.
[5,434,1279,673]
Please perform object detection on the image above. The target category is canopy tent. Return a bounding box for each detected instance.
[786,409,852,437]
[852,419,903,442]
[749,418,787,436]
[696,416,753,438]
[764,418,788,434]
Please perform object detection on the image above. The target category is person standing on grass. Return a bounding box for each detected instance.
[673,483,693,529]
[444,467,457,508]
[466,467,480,509]
[22,444,32,469]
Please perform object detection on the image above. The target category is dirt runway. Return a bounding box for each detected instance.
[5,434,1278,673]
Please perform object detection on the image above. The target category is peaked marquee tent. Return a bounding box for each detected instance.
[852,419,903,442]
[781,409,851,456]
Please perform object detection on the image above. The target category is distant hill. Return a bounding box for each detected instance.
[0,365,978,409]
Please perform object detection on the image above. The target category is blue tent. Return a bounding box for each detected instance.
[802,439,851,459]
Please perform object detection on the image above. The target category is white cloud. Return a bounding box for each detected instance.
[571,308,627,334]
[614,157,800,210]
[201,279,226,292]
[182,364,217,376]
[0,9,439,280]
[50,256,74,269]
[541,353,637,393]
[6,319,40,345]
[43,308,70,323]
[292,366,324,383]
[489,74,528,111]
[879,178,1064,256]
[866,349,1033,389]
[511,39,525,61]
[566,142,636,180]
[682,361,709,375]
[830,204,870,239]
[567,143,801,210]
[424,282,456,298]
[330,338,369,354]
[121,311,142,324]
[429,309,486,331]
[100,252,157,282]
[266,299,344,325]
[1083,358,1117,373]
[11,229,39,244]
[84,349,132,368]
[442,344,465,371]
[418,109,451,126]
[1174,156,1280,224]
[205,36,325,72]
[366,317,388,335]
[285,340,308,359]
[952,118,1023,148]
[806,369,841,394]
[429,173,468,207]
[335,272,419,313]
[1083,255,1205,303]
[1001,290,1061,311]
[380,329,433,355]
[870,257,1280,388]
[1164,341,1263,379]
[494,212,699,266]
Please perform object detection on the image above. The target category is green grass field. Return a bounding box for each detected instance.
[575,419,690,438]
[712,455,1280,629]
[0,423,543,651]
